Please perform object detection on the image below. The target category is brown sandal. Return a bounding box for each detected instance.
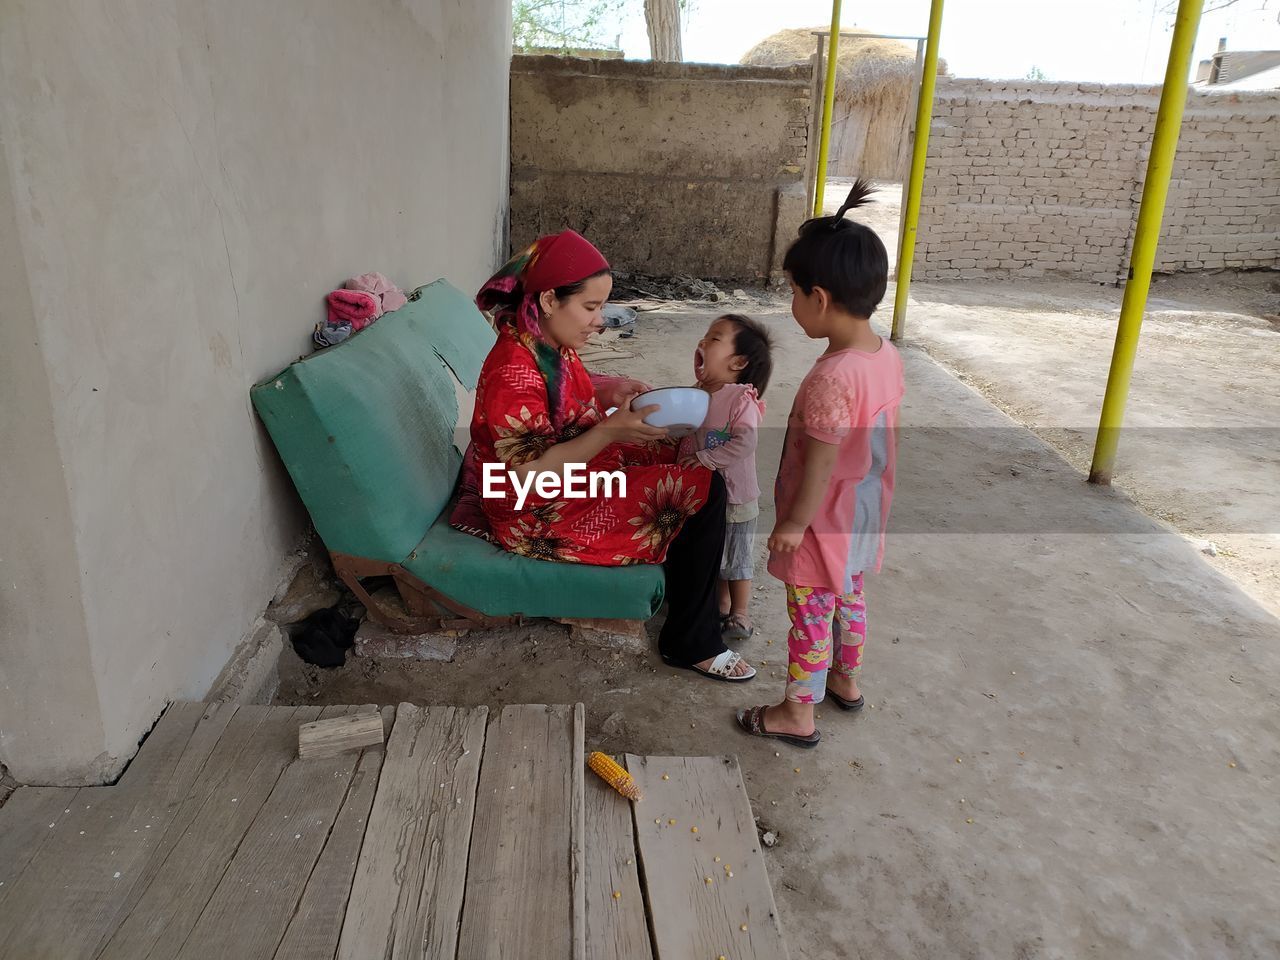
[735,705,821,748]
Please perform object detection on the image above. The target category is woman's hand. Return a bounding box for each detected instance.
[600,396,669,445]
[600,378,653,411]
[768,519,806,554]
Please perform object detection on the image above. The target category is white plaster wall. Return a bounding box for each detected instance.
[0,0,511,784]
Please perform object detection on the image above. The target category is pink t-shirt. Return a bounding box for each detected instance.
[678,383,764,506]
[767,341,905,592]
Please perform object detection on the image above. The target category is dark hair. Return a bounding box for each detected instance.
[719,313,774,396]
[552,268,612,302]
[782,179,888,318]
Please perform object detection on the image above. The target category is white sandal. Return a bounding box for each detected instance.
[663,649,757,683]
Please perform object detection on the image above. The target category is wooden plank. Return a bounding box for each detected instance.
[273,706,394,960]
[624,755,789,960]
[95,704,323,960]
[175,706,371,959]
[0,786,81,910]
[571,705,586,960]
[456,704,585,960]
[583,773,653,960]
[92,704,270,951]
[299,712,384,759]
[336,704,487,960]
[0,701,223,960]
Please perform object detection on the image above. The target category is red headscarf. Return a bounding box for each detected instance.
[475,230,610,431]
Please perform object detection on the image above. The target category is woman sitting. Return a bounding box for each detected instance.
[451,230,755,682]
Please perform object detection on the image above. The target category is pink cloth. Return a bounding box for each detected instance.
[345,272,408,313]
[767,342,905,592]
[326,289,380,331]
[678,383,764,506]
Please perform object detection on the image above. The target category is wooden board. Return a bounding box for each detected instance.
[336,704,487,960]
[456,704,586,960]
[583,773,653,960]
[0,785,81,910]
[176,706,372,959]
[95,704,322,960]
[273,710,391,960]
[625,755,789,960]
[0,701,222,960]
[299,711,384,759]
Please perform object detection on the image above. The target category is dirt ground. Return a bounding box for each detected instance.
[835,177,1280,620]
[278,299,1280,959]
[906,272,1280,620]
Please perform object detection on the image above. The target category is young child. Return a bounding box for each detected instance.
[679,314,773,640]
[736,180,904,748]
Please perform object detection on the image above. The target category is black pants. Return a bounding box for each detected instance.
[659,472,728,665]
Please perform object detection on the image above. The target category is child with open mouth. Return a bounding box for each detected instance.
[681,314,774,641]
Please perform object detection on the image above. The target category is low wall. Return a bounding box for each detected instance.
[510,56,811,281]
[913,80,1280,282]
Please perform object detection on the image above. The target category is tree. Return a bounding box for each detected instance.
[1026,65,1048,81]
[645,0,682,61]
[512,0,626,54]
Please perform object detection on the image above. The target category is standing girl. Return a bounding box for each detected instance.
[736,181,905,747]
[680,314,774,640]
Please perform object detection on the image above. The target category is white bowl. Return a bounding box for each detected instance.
[629,387,709,438]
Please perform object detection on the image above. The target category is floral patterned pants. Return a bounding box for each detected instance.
[784,577,866,704]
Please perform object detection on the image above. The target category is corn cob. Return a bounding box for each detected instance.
[587,751,643,802]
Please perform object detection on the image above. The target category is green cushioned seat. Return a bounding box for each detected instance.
[251,278,665,623]
[251,282,474,563]
[404,516,665,620]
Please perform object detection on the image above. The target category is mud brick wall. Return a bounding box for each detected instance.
[913,80,1280,282]
[510,56,811,281]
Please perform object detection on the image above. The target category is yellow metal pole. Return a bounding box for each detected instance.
[890,0,945,342]
[812,0,842,216]
[1088,0,1203,485]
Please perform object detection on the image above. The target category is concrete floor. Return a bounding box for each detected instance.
[278,300,1280,959]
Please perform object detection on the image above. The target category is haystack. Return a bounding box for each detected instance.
[743,28,949,179]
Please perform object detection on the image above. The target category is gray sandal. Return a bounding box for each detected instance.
[722,614,754,641]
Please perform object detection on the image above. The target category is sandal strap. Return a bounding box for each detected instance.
[707,650,741,676]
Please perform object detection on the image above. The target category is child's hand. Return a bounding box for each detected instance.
[678,452,702,468]
[768,520,806,553]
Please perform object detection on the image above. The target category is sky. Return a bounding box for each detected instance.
[592,0,1280,84]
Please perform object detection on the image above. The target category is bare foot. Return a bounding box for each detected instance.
[760,700,816,737]
[827,674,862,702]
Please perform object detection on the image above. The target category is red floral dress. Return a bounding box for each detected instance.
[453,327,710,565]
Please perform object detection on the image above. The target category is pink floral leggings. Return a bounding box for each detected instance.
[784,576,866,704]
